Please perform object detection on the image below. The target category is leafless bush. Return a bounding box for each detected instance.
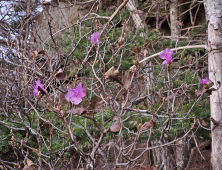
[0,0,213,170]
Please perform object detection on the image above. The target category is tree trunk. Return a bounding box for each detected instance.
[204,0,222,169]
[126,0,144,30]
[170,0,179,37]
[151,139,177,170]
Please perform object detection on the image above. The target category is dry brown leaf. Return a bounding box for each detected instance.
[13,164,19,170]
[143,49,148,57]
[55,69,66,80]
[195,89,207,96]
[194,115,198,125]
[203,80,214,90]
[140,120,155,131]
[118,36,124,48]
[53,103,61,112]
[105,66,119,79]
[156,87,163,99]
[201,119,207,126]
[137,123,141,131]
[143,42,151,49]
[32,148,40,157]
[60,110,65,117]
[206,81,221,94]
[67,108,85,116]
[167,92,177,100]
[42,1,51,5]
[184,55,193,65]
[123,70,132,90]
[164,133,168,138]
[109,119,121,132]
[133,60,140,67]
[30,51,38,58]
[23,165,36,170]
[26,158,35,167]
[23,158,38,170]
[38,50,47,55]
[68,108,93,117]
[11,135,15,142]
[132,44,141,54]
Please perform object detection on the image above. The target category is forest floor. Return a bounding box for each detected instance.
[189,149,211,170]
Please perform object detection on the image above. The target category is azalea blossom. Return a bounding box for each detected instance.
[159,48,173,65]
[32,79,46,96]
[201,78,210,85]
[65,84,85,105]
[88,32,101,44]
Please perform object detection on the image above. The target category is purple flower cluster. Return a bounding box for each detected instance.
[32,80,85,105]
[201,78,210,85]
[88,32,101,44]
[159,48,173,65]
[65,84,85,105]
[32,79,46,96]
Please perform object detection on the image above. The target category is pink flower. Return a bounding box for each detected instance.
[159,48,173,65]
[32,79,46,96]
[201,78,210,85]
[88,32,101,44]
[65,84,85,105]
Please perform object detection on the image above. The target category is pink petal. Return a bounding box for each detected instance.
[33,89,39,96]
[76,84,85,97]
[72,97,82,105]
[201,78,210,85]
[65,85,85,105]
[65,88,74,101]
[65,92,71,102]
[89,32,101,44]
[162,60,168,65]
[92,32,101,38]
[36,79,46,91]
[159,51,166,59]
[32,79,46,96]
[159,48,173,61]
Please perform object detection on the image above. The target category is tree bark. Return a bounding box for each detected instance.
[126,0,144,30]
[151,139,177,170]
[204,0,222,169]
[170,0,179,37]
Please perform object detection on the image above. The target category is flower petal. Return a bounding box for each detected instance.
[159,48,173,62]
[201,78,210,85]
[72,97,82,105]
[65,92,71,102]
[89,32,101,44]
[65,84,85,105]
[162,60,168,65]
[32,79,46,96]
[159,51,166,59]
